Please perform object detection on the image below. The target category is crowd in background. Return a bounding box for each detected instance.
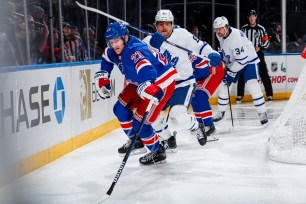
[0,1,102,67]
[0,0,306,68]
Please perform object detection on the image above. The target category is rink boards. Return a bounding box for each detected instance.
[0,54,305,176]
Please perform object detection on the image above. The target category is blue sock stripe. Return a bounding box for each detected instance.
[255,101,265,107]
[253,96,264,101]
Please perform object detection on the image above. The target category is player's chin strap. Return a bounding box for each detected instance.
[75,1,210,62]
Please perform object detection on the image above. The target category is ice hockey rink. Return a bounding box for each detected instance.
[1,100,306,204]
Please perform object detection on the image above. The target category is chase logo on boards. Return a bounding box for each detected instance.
[53,77,65,124]
[79,70,92,121]
[0,76,66,135]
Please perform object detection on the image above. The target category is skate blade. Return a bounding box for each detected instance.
[166,148,177,153]
[119,147,147,157]
[207,137,219,142]
[139,159,167,166]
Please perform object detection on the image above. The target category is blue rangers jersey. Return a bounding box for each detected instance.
[100,35,177,89]
[189,54,211,82]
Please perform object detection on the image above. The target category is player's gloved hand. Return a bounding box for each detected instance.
[94,70,111,99]
[208,52,221,67]
[150,32,166,49]
[137,81,164,104]
[223,69,237,85]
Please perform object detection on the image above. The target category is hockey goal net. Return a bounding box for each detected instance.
[268,63,306,164]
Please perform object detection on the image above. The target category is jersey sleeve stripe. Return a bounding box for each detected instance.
[102,48,112,63]
[199,43,208,55]
[236,56,248,61]
[195,60,208,68]
[155,68,178,89]
[135,59,152,73]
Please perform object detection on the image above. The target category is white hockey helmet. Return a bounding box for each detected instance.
[213,16,229,29]
[155,9,174,22]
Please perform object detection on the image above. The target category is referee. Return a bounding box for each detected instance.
[236,10,273,103]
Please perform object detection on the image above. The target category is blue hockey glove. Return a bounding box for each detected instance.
[94,70,111,99]
[208,52,221,67]
[223,69,237,86]
[150,32,166,49]
[137,81,164,104]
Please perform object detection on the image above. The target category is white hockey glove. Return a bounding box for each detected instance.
[94,70,111,99]
[137,81,164,104]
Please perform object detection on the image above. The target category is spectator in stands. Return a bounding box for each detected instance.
[191,25,200,38]
[0,17,18,67]
[30,12,49,64]
[43,29,62,63]
[63,22,76,62]
[268,22,282,53]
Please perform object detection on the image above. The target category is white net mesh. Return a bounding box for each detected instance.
[268,63,306,164]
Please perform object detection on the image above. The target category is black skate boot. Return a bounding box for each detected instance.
[205,124,219,142]
[213,111,225,122]
[191,123,207,146]
[139,144,167,165]
[236,96,243,104]
[167,131,177,150]
[118,137,147,156]
[204,124,216,136]
[259,112,268,125]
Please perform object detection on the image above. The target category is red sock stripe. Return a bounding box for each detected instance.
[120,121,133,130]
[142,133,159,146]
[194,111,212,119]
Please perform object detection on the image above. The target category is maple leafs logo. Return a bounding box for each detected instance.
[163,50,179,68]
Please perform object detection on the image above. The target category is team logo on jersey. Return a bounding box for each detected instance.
[163,50,178,68]
[271,62,278,72]
[79,69,92,121]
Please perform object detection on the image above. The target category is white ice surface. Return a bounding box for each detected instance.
[1,100,306,204]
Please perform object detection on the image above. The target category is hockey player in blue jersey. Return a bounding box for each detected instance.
[143,9,221,148]
[95,22,177,165]
[189,54,224,138]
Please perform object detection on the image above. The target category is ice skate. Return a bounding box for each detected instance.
[236,96,243,104]
[166,131,177,152]
[213,111,225,122]
[267,96,273,104]
[204,124,219,142]
[191,123,207,146]
[139,145,167,165]
[118,137,147,156]
[204,124,216,136]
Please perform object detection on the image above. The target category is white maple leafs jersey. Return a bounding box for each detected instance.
[143,28,216,87]
[217,27,260,73]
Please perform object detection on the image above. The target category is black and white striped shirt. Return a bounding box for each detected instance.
[241,24,270,49]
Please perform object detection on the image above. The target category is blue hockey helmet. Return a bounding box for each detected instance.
[105,22,129,42]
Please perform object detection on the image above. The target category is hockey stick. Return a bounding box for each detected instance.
[97,99,155,203]
[75,1,209,61]
[226,82,234,128]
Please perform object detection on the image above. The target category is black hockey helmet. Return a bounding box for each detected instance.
[248,10,257,17]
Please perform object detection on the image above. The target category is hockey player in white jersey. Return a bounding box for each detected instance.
[142,10,221,148]
[212,16,268,125]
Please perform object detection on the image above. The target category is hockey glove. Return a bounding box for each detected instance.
[150,32,166,49]
[137,81,164,104]
[208,52,221,67]
[94,70,111,99]
[223,69,237,86]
